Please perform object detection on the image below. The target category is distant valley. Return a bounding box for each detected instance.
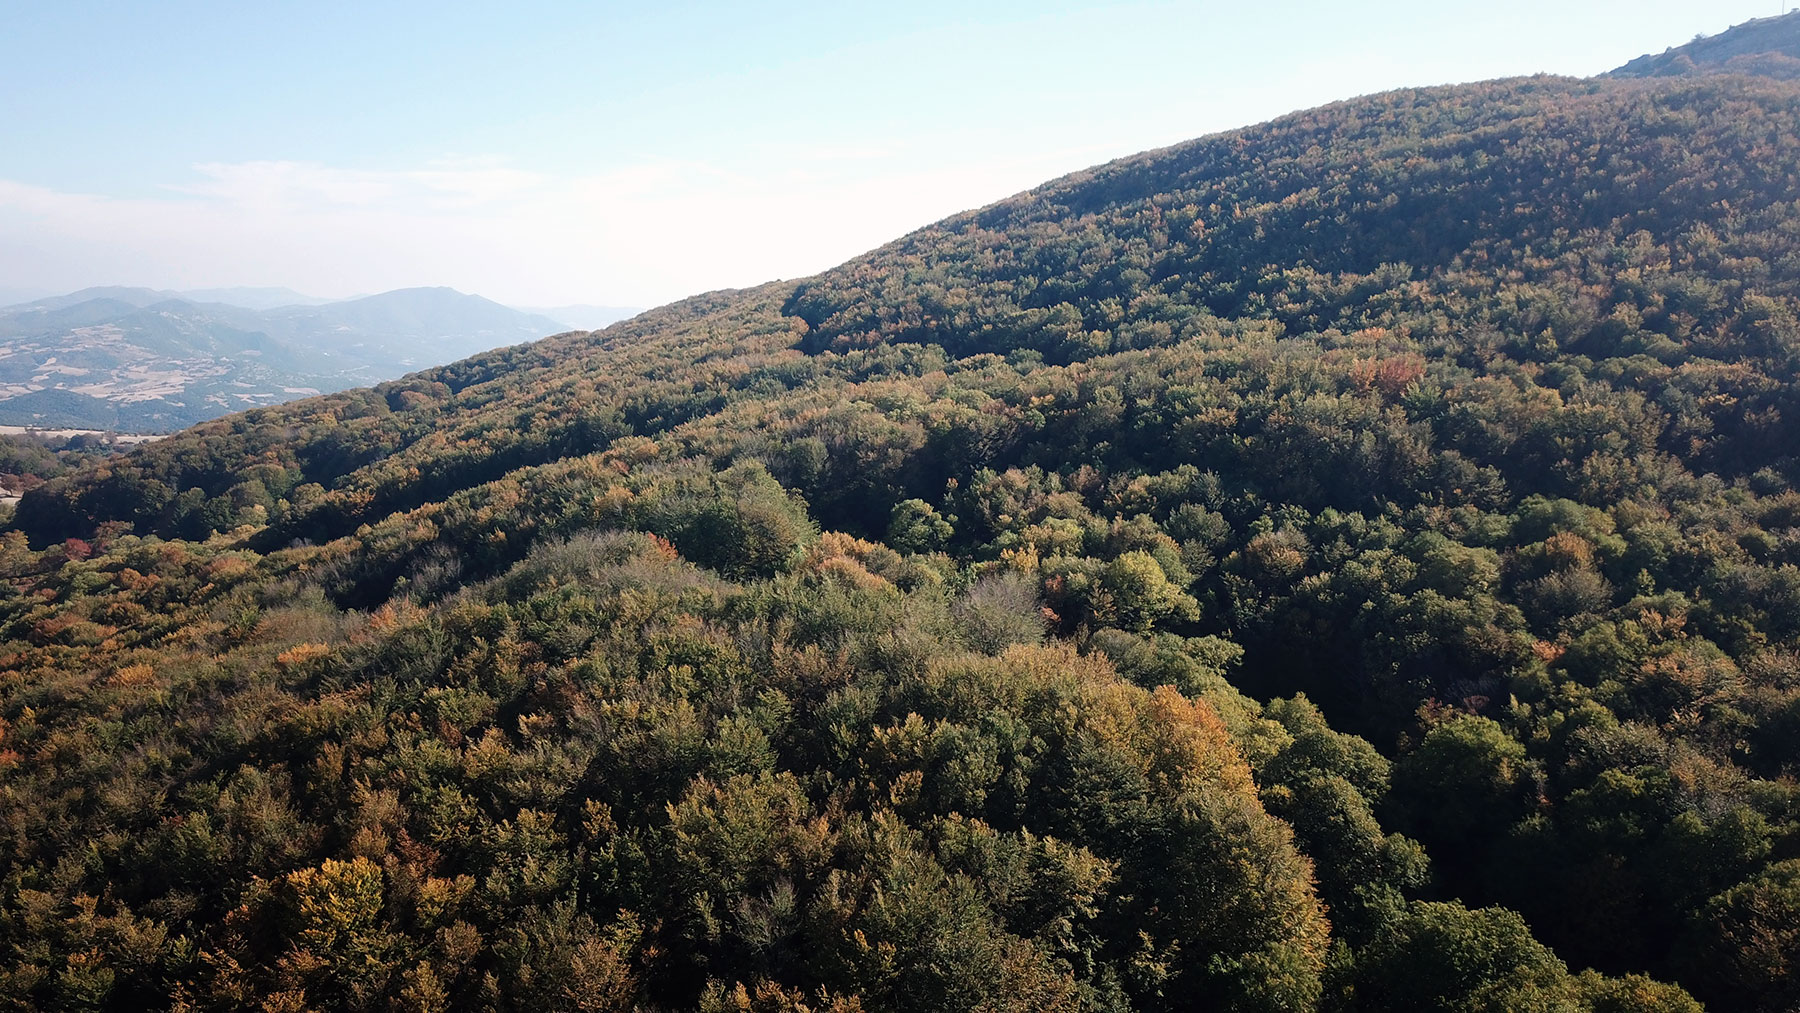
[0,286,640,430]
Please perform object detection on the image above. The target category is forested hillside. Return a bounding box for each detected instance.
[3,67,1800,1011]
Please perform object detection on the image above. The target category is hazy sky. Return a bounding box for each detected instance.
[0,0,1786,307]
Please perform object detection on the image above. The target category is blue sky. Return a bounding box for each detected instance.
[0,0,1785,307]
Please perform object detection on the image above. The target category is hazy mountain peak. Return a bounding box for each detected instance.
[3,286,182,313]
[177,286,332,311]
[342,286,499,309]
[1609,10,1800,79]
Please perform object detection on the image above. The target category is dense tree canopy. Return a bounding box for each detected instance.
[5,66,1800,1009]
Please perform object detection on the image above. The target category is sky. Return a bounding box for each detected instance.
[0,0,1788,309]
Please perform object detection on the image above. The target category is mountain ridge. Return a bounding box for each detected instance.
[176,286,336,311]
[1610,10,1800,79]
[0,285,586,430]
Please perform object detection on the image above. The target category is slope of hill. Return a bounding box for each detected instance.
[0,287,573,430]
[1610,10,1800,79]
[4,58,1800,1013]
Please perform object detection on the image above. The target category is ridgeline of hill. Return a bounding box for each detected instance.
[1610,10,1800,80]
[3,39,1800,1013]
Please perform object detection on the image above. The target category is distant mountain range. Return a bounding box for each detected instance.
[0,286,641,430]
[0,287,55,307]
[516,303,646,331]
[175,286,337,311]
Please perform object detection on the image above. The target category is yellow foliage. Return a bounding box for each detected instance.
[702,979,866,1013]
[275,643,331,668]
[112,663,155,686]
